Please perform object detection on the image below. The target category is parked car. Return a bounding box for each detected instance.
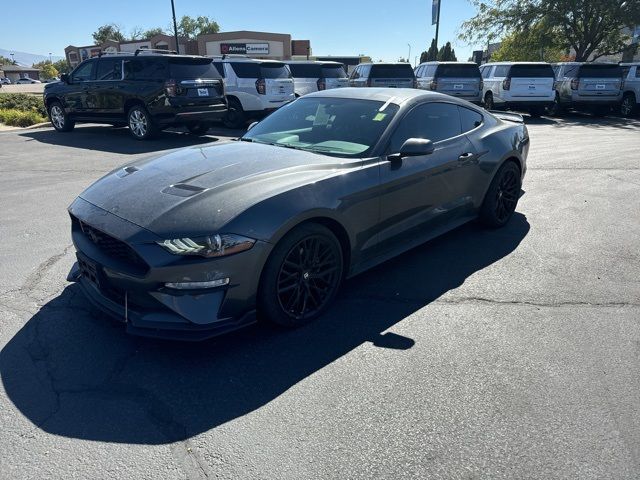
[415,61,483,104]
[349,62,417,88]
[43,51,227,140]
[285,60,348,97]
[0,77,11,85]
[480,62,555,117]
[67,88,529,340]
[211,57,295,129]
[620,62,640,117]
[549,62,623,116]
[16,77,42,84]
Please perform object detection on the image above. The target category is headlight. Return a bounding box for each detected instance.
[158,234,255,258]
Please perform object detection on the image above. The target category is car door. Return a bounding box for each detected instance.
[65,59,96,117]
[93,58,124,119]
[376,102,478,252]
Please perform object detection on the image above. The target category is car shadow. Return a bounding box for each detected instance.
[1,214,529,445]
[20,124,246,155]
[524,111,640,129]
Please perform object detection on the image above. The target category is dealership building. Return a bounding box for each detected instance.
[65,30,316,67]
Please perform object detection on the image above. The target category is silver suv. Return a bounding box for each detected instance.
[286,61,348,97]
[620,63,640,117]
[480,62,555,116]
[550,62,623,115]
[415,61,482,104]
[349,63,416,88]
[212,57,295,128]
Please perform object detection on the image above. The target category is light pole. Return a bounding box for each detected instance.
[171,0,180,54]
[10,53,15,64]
[407,43,411,63]
[48,53,52,63]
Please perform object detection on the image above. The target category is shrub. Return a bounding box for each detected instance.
[0,109,46,127]
[0,93,47,117]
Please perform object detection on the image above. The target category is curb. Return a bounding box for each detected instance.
[24,121,52,130]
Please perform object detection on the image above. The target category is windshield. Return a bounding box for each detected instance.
[169,58,221,79]
[231,62,291,78]
[435,64,480,78]
[370,64,415,79]
[242,97,399,157]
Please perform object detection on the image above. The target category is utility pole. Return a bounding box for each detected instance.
[171,0,180,54]
[434,0,442,50]
[48,53,52,63]
[407,43,411,63]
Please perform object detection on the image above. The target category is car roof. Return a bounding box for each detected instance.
[305,87,470,105]
[286,60,343,65]
[211,56,284,64]
[419,61,479,65]
[358,62,413,66]
[483,61,550,65]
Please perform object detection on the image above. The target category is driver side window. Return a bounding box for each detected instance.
[71,60,95,82]
[389,103,462,153]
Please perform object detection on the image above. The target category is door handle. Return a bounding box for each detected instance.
[458,152,476,161]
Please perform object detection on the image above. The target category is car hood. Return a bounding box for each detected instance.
[79,141,358,237]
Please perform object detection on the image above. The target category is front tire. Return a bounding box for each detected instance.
[479,161,522,228]
[48,101,75,132]
[620,94,637,118]
[258,223,344,327]
[127,105,156,140]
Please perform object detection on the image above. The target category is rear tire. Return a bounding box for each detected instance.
[258,223,344,328]
[48,101,75,132]
[186,123,210,135]
[127,105,157,140]
[484,92,494,110]
[479,161,522,228]
[223,98,246,129]
[529,107,543,118]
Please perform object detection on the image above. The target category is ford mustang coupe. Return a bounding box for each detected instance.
[67,88,529,340]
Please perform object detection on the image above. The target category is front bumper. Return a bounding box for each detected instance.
[68,198,271,341]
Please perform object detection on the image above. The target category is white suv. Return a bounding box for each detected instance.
[285,61,348,97]
[212,57,295,128]
[480,62,555,117]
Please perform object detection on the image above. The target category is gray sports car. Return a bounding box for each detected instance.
[67,88,529,340]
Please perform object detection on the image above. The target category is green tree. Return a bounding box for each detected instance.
[0,55,16,65]
[52,59,71,75]
[490,23,565,62]
[437,42,457,61]
[32,60,59,80]
[459,0,640,61]
[419,38,439,63]
[92,23,125,44]
[176,15,220,39]
[142,27,166,39]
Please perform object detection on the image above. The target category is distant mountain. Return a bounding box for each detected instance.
[0,48,64,66]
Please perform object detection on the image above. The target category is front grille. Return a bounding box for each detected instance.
[73,216,148,272]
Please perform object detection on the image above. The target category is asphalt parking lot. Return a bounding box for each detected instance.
[1,114,639,479]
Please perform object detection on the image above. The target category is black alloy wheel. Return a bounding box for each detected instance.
[480,161,521,228]
[259,224,343,327]
[128,105,156,140]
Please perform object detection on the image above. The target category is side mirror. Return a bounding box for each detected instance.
[246,121,259,132]
[61,73,70,84]
[391,138,434,160]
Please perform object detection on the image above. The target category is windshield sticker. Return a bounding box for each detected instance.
[373,112,387,122]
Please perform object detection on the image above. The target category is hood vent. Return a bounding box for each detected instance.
[162,183,207,198]
[116,166,140,178]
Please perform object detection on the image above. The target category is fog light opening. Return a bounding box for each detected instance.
[165,278,230,290]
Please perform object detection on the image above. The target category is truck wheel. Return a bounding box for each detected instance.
[48,102,75,132]
[223,98,246,129]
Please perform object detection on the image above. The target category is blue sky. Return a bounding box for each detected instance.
[0,0,484,64]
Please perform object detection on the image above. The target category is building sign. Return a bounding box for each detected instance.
[220,43,270,55]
